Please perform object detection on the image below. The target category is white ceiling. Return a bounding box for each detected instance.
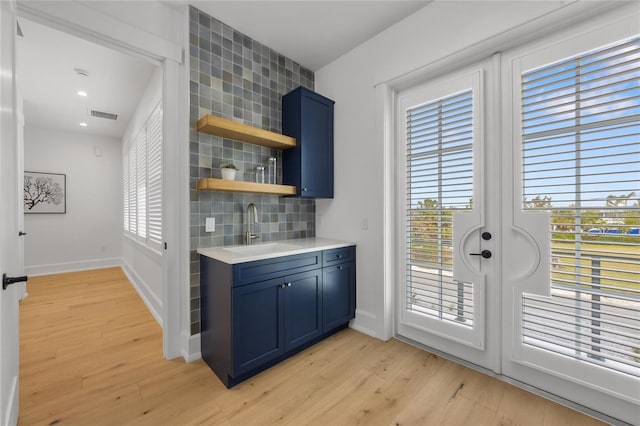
[17,18,157,139]
[190,0,431,71]
[16,1,429,138]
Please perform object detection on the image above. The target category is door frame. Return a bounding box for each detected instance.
[1,1,22,423]
[16,2,189,360]
[378,1,637,423]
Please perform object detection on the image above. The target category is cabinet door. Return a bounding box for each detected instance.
[282,87,334,198]
[284,269,322,351]
[300,91,333,198]
[322,261,356,332]
[232,278,285,375]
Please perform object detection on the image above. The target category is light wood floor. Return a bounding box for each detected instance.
[19,267,604,426]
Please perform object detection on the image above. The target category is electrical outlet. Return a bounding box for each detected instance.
[205,217,215,232]
[360,217,369,230]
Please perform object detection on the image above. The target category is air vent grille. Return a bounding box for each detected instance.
[91,110,118,121]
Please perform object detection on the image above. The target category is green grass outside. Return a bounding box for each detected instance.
[551,240,640,294]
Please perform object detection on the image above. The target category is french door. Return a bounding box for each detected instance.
[501,14,639,423]
[396,10,639,424]
[396,57,500,371]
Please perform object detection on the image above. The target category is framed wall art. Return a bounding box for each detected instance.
[24,171,66,214]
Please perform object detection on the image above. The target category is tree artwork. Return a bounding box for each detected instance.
[24,175,64,211]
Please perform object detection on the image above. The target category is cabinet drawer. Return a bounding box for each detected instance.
[233,251,322,286]
[322,246,354,267]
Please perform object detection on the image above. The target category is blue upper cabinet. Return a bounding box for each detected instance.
[282,87,335,198]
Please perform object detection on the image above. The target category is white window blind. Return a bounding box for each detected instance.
[128,146,137,236]
[406,89,475,326]
[136,129,147,240]
[521,35,640,377]
[123,101,162,253]
[123,150,129,232]
[146,103,163,250]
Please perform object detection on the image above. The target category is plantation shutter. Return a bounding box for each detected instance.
[520,35,640,376]
[128,143,137,236]
[405,89,475,326]
[123,151,129,232]
[146,102,163,250]
[136,129,147,240]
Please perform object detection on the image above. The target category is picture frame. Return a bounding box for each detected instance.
[24,171,66,214]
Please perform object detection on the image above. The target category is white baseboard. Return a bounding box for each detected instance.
[25,257,121,277]
[121,260,163,328]
[181,331,201,363]
[350,309,380,339]
[3,375,18,426]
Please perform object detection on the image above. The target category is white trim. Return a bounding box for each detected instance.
[16,1,181,63]
[378,83,395,342]
[122,233,162,261]
[121,259,163,327]
[25,257,121,277]
[176,6,193,363]
[350,309,380,339]
[3,375,17,426]
[162,38,188,360]
[181,332,202,363]
[374,1,625,90]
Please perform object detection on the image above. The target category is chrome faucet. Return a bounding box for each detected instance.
[245,202,260,245]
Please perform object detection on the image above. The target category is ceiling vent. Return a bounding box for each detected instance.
[90,110,118,121]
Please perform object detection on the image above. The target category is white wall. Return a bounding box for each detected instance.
[314,1,620,339]
[121,66,163,326]
[24,126,121,275]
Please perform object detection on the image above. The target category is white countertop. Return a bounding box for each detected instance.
[197,238,355,264]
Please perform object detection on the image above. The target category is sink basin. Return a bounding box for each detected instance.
[223,243,298,256]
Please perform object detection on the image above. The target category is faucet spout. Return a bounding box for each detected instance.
[245,203,260,245]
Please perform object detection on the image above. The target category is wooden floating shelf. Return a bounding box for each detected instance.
[196,115,296,149]
[197,178,296,196]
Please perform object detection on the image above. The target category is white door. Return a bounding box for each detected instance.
[0,1,24,425]
[501,14,640,423]
[396,57,501,370]
[396,9,639,423]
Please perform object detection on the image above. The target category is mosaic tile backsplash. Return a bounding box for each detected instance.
[189,6,316,335]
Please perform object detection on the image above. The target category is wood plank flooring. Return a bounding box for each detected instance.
[19,267,604,425]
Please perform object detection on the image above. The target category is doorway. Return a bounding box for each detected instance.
[17,18,159,280]
[14,0,185,360]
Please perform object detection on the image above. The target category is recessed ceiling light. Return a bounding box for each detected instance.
[77,91,88,97]
[79,122,87,127]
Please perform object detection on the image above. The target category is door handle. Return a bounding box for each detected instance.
[469,250,492,259]
[18,231,26,236]
[3,273,28,290]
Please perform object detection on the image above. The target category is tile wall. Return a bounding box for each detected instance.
[189,7,315,335]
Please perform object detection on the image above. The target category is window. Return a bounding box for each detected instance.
[123,102,163,252]
[521,36,639,377]
[405,89,475,327]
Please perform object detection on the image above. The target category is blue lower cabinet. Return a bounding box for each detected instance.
[284,270,322,351]
[200,246,356,388]
[322,260,356,332]
[232,277,285,376]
